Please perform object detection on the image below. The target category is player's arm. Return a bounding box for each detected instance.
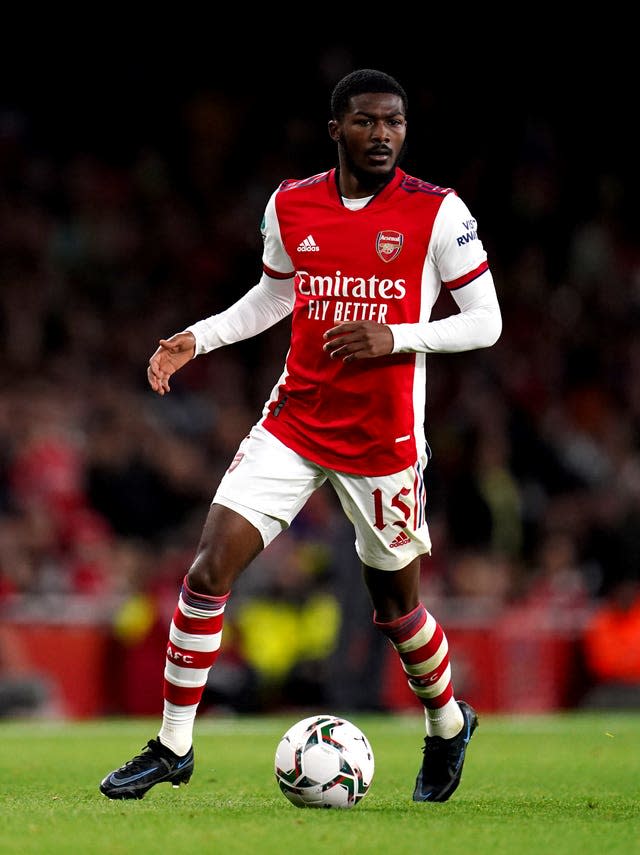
[147,274,295,394]
[389,193,501,354]
[186,271,295,355]
[389,269,501,353]
[186,190,295,356]
[322,269,500,361]
[148,192,295,395]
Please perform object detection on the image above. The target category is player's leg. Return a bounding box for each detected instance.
[328,461,477,803]
[156,426,325,771]
[156,503,265,760]
[363,558,477,801]
[100,424,325,800]
[365,558,463,733]
[99,504,265,800]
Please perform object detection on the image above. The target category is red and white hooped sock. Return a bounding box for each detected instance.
[375,603,464,738]
[158,575,229,756]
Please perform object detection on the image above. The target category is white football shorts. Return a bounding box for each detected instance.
[213,422,431,572]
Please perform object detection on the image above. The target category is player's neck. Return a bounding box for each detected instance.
[336,165,396,200]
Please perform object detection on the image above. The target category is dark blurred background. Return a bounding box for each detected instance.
[2,33,639,719]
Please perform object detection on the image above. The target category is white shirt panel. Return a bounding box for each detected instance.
[261,190,295,275]
[431,192,488,284]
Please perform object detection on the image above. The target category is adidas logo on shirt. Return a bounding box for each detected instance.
[297,235,320,252]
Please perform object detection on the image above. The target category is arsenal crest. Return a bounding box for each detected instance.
[376,230,403,263]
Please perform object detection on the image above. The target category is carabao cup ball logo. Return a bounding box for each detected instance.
[376,230,403,263]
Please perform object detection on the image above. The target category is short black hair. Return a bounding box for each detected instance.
[330,69,408,120]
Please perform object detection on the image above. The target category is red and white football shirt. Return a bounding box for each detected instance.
[259,167,489,476]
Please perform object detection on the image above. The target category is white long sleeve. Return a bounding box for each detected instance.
[388,270,502,354]
[186,273,295,356]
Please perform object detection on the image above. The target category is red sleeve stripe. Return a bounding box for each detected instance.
[263,263,295,280]
[444,260,489,291]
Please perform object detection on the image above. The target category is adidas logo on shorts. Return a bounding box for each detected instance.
[389,531,411,548]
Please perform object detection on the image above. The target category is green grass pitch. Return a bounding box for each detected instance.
[1,711,639,854]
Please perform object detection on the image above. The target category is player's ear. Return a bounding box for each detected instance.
[328,120,340,142]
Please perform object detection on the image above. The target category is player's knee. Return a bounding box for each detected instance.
[186,506,264,595]
[187,549,232,596]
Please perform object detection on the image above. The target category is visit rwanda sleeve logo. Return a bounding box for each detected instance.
[376,230,403,263]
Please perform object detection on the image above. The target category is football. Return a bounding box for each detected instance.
[274,714,375,808]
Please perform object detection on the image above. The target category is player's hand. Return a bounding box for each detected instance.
[322,321,394,363]
[147,332,196,395]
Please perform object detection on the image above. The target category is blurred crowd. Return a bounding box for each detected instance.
[1,48,640,714]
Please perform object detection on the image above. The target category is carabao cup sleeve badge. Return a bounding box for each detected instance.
[376,230,403,263]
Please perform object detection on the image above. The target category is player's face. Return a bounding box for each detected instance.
[329,93,407,183]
